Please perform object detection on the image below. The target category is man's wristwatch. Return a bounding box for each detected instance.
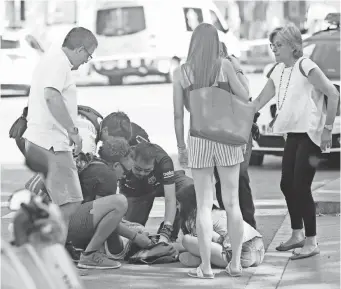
[159,224,173,241]
[68,127,79,135]
[324,124,333,131]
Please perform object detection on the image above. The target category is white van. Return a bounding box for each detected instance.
[82,0,241,85]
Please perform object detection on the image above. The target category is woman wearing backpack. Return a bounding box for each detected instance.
[253,23,339,260]
[173,23,250,278]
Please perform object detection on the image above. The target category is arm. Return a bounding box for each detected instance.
[253,78,276,112]
[306,67,339,125]
[163,183,177,226]
[221,59,249,101]
[45,87,76,133]
[173,67,186,148]
[228,56,250,96]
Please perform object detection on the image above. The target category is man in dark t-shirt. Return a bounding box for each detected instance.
[120,142,193,243]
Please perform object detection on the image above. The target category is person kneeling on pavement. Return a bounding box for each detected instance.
[119,141,195,243]
[176,186,265,269]
[67,137,155,269]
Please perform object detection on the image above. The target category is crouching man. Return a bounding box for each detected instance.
[120,142,194,243]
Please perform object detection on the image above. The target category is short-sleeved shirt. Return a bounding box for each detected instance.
[269,57,325,146]
[119,144,175,198]
[79,160,118,203]
[24,47,77,151]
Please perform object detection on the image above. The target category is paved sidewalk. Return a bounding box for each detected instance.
[246,178,340,289]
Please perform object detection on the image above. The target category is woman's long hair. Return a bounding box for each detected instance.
[178,184,220,235]
[186,23,221,89]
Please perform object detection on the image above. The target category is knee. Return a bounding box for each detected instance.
[108,194,128,215]
[280,180,288,195]
[182,234,192,249]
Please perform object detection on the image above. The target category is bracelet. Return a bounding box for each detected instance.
[236,69,244,75]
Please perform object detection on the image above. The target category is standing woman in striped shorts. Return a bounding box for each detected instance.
[172,23,250,279]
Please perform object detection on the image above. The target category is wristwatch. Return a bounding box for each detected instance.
[324,124,333,131]
[68,127,79,135]
[159,224,173,242]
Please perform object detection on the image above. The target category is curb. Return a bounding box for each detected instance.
[245,177,340,289]
[313,178,340,214]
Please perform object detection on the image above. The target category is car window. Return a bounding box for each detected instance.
[1,38,20,49]
[183,8,203,31]
[96,6,146,36]
[308,40,340,79]
[209,10,224,32]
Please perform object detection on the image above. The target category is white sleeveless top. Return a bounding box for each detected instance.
[270,57,326,146]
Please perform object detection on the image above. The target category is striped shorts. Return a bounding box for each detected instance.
[187,135,244,168]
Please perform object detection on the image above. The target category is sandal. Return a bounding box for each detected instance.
[225,262,242,277]
[188,266,215,279]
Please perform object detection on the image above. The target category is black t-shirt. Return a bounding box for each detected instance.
[119,144,175,198]
[79,160,118,203]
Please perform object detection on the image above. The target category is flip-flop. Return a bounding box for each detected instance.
[225,262,242,277]
[275,239,305,251]
[289,246,320,260]
[188,266,214,279]
[179,252,201,267]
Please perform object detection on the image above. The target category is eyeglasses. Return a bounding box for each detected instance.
[270,43,283,50]
[83,46,93,61]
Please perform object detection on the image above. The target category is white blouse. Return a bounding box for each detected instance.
[270,57,326,146]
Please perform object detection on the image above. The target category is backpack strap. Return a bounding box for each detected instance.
[78,105,104,143]
[78,105,103,133]
[299,58,308,78]
[266,63,279,78]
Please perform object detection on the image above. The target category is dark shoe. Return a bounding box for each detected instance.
[290,245,320,260]
[276,239,305,251]
[65,241,82,263]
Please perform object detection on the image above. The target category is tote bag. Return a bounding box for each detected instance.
[184,63,255,146]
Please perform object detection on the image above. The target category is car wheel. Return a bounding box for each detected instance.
[166,57,180,83]
[250,153,264,166]
[108,76,123,86]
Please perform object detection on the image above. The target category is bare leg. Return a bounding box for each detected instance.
[182,235,227,268]
[191,167,214,275]
[85,194,128,252]
[216,165,244,273]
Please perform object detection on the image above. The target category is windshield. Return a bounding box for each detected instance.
[96,6,146,36]
[304,40,340,79]
[1,38,20,49]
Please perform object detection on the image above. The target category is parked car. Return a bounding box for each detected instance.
[79,0,241,85]
[251,13,340,166]
[1,29,45,97]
